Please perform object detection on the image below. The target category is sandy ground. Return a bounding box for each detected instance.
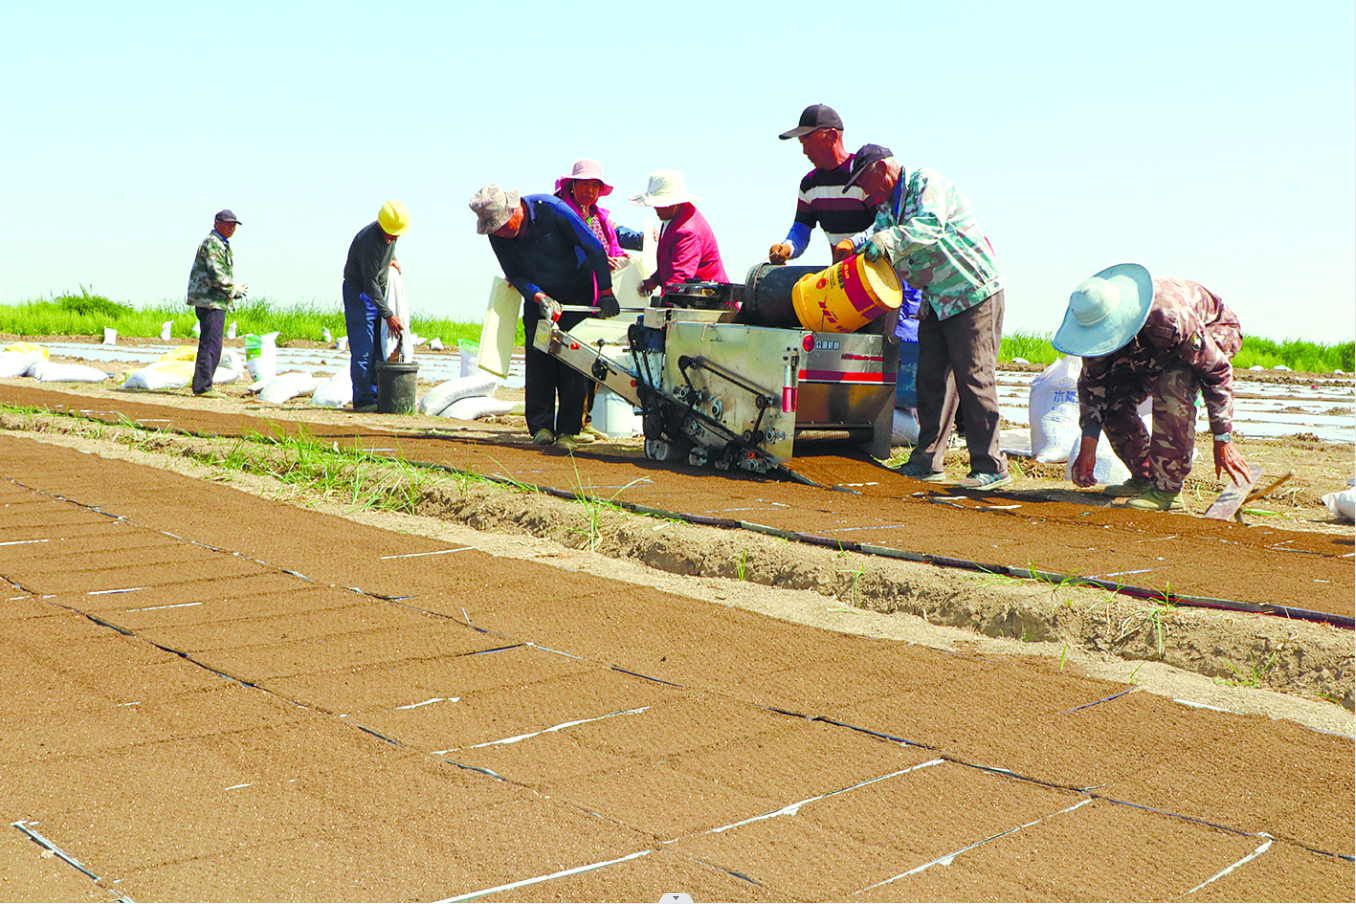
[1,427,1353,901]
[0,353,1353,900]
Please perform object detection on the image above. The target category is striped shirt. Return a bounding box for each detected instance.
[782,155,877,258]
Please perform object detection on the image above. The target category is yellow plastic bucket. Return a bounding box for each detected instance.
[791,253,903,333]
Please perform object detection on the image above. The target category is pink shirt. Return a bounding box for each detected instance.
[657,204,729,285]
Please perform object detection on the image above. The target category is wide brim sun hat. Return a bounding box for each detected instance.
[1052,263,1155,358]
[469,185,521,235]
[629,169,702,207]
[555,159,614,196]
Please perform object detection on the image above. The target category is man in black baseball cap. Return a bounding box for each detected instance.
[766,104,877,265]
[839,144,1011,492]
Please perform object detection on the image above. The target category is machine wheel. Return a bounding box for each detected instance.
[644,438,689,463]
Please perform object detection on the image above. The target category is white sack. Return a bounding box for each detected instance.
[257,371,323,405]
[381,266,414,363]
[123,363,190,391]
[0,352,43,379]
[440,397,516,420]
[1065,431,1132,487]
[245,331,279,382]
[891,408,921,446]
[1028,355,1083,462]
[309,369,354,408]
[1322,487,1355,522]
[32,361,109,383]
[418,373,498,416]
[214,349,245,385]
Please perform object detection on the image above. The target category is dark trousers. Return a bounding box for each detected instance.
[192,307,227,395]
[342,279,382,407]
[523,307,589,437]
[909,291,1007,475]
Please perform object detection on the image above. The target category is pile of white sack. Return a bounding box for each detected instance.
[0,345,110,384]
[122,347,246,391]
[417,372,513,420]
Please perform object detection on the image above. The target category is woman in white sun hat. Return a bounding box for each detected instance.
[631,169,728,294]
[1054,263,1250,512]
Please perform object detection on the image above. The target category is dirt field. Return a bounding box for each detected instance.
[0,357,1353,901]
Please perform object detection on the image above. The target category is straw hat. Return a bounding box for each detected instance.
[1052,263,1155,358]
[468,184,521,235]
[555,159,614,196]
[629,169,703,207]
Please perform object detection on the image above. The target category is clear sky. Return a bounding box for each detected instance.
[2,1,1352,343]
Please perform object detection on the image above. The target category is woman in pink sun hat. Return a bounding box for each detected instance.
[553,159,644,271]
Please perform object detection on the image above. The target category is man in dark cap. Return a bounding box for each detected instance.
[186,209,246,398]
[840,146,1009,491]
[766,104,878,265]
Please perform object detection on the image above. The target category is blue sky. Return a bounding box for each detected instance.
[2,0,1352,343]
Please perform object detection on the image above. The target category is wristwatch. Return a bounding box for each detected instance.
[1212,432,1232,444]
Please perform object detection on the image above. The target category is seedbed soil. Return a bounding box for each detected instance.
[0,367,1352,900]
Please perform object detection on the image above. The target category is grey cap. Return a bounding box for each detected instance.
[469,184,521,235]
[214,209,242,224]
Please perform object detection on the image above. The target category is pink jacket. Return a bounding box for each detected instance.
[555,190,625,258]
[657,204,729,285]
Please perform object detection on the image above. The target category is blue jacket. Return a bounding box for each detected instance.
[488,194,612,307]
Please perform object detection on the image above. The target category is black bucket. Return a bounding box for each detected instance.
[376,361,419,414]
[737,262,820,329]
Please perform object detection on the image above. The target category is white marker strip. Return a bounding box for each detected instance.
[434,849,650,903]
[0,538,49,547]
[1174,699,1241,715]
[860,798,1092,891]
[468,707,649,749]
[396,697,460,710]
[379,547,474,560]
[127,601,203,612]
[706,759,945,835]
[1182,836,1273,896]
[225,783,253,791]
[87,587,147,595]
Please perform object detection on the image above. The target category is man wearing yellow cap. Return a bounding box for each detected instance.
[343,201,408,413]
[1054,264,1250,512]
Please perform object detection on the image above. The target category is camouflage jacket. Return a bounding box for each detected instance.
[186,230,238,310]
[1077,277,1242,436]
[870,165,1004,320]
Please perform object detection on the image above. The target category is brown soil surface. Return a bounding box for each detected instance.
[0,373,1353,901]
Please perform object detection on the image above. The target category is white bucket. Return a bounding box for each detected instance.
[592,388,635,438]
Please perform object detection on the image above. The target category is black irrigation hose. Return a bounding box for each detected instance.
[406,458,1355,630]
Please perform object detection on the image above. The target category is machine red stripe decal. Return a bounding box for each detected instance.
[797,370,894,383]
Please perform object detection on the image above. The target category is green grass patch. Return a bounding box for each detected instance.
[0,294,526,347]
[997,331,1351,373]
[3,294,1349,373]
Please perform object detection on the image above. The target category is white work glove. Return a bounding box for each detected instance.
[537,294,562,322]
[232,283,248,299]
